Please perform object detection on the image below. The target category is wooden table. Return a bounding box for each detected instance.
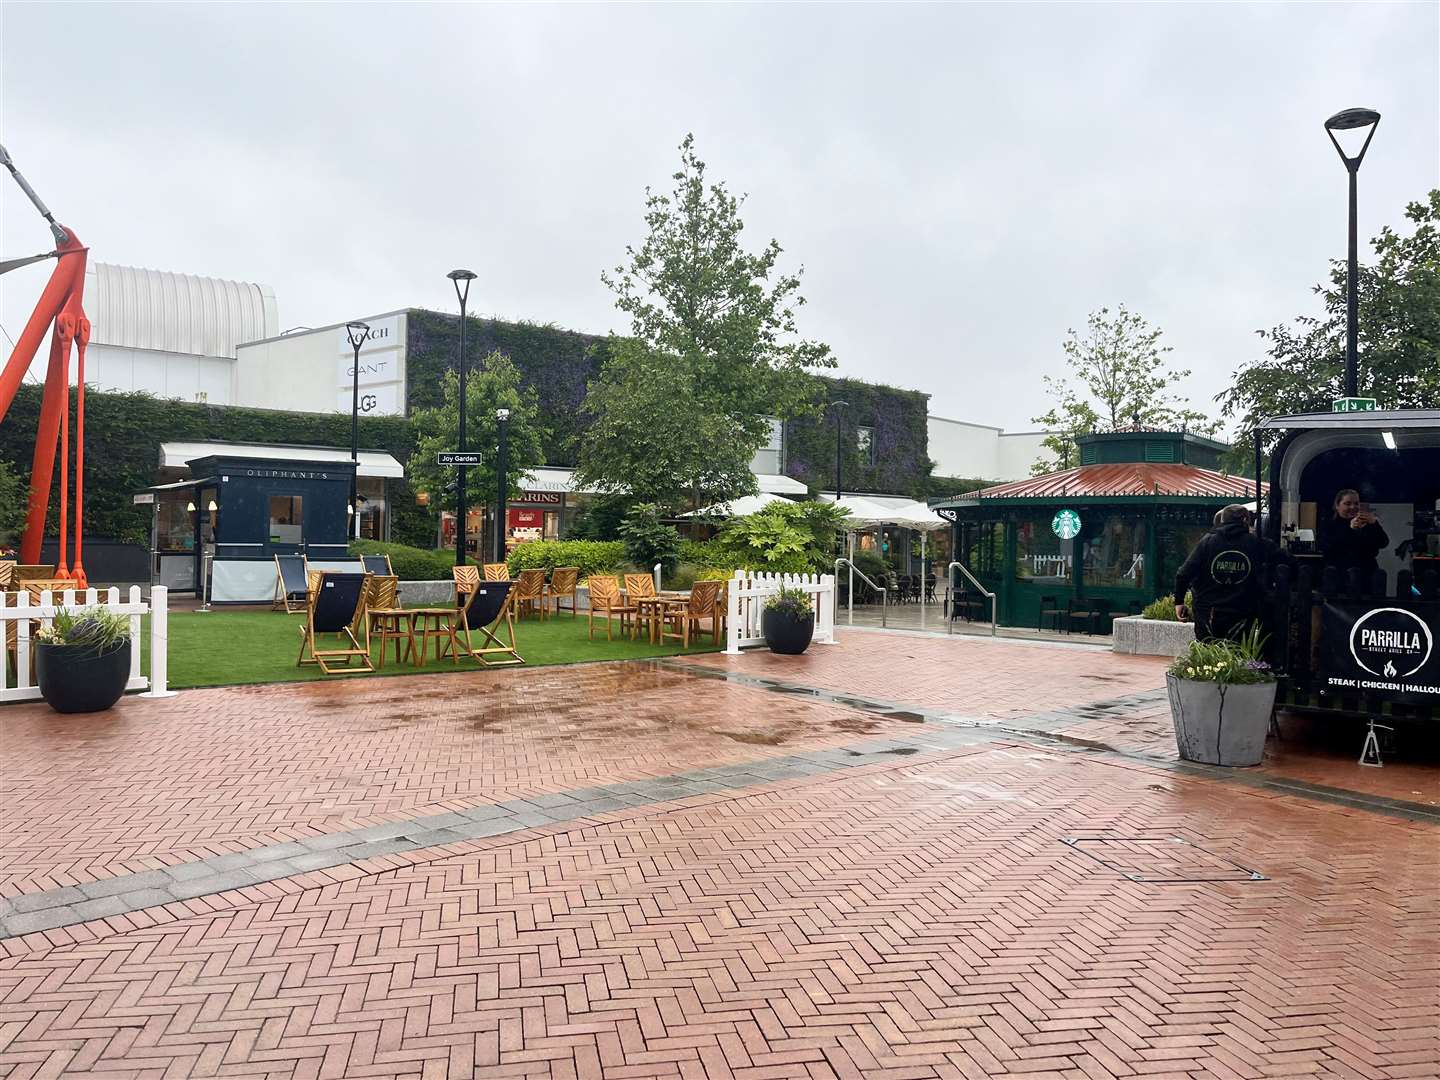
[631,592,691,644]
[407,608,461,666]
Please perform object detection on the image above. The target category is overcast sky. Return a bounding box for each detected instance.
[3,2,1436,436]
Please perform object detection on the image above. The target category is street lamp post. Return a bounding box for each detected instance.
[344,321,371,538]
[447,269,477,566]
[827,400,849,502]
[495,408,511,564]
[1324,107,1381,398]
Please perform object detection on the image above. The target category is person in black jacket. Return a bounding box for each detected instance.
[1319,488,1389,577]
[1174,505,1278,642]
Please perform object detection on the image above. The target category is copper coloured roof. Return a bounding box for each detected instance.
[940,463,1266,505]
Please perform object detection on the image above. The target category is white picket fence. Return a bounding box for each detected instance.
[1,585,176,704]
[724,570,837,655]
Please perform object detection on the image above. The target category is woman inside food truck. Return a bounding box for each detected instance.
[1319,488,1389,575]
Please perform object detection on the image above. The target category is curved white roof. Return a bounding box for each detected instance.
[85,262,278,358]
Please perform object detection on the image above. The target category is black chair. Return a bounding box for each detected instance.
[1086,598,1115,635]
[272,554,310,613]
[296,572,372,674]
[924,575,937,603]
[897,575,912,603]
[1038,595,1064,633]
[360,554,394,577]
[1066,596,1102,635]
[457,580,524,667]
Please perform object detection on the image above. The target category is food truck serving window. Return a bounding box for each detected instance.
[269,496,304,544]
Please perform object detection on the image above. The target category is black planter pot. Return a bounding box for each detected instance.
[35,640,130,714]
[763,607,815,655]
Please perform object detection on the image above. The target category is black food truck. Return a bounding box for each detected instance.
[1256,409,1440,734]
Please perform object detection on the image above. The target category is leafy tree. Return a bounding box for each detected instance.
[1218,190,1440,444]
[714,500,852,574]
[583,134,835,505]
[1031,305,1214,473]
[0,460,26,549]
[576,340,759,512]
[407,351,545,516]
[617,503,682,575]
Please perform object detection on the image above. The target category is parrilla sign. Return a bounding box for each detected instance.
[1321,602,1440,701]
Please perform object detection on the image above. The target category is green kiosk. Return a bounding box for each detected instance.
[932,429,1259,632]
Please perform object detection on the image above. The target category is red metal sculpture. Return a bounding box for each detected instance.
[0,145,90,587]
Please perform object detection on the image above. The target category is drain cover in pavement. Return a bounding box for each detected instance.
[1062,836,1267,883]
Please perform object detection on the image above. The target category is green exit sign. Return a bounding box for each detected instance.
[1332,397,1377,412]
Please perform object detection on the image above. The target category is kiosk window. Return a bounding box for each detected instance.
[269,496,304,545]
[1016,519,1071,582]
[1082,516,1147,589]
[156,500,193,551]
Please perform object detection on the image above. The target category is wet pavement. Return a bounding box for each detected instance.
[0,629,1435,1078]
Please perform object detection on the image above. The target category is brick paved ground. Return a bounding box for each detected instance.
[1,630,1436,1079]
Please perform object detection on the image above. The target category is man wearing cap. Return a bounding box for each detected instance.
[1174,504,1280,643]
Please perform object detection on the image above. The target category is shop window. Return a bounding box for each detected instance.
[269,496,304,545]
[156,499,194,552]
[1082,516,1147,589]
[857,426,876,466]
[964,522,1003,578]
[749,417,784,474]
[1015,518,1072,583]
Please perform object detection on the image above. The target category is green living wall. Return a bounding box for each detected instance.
[783,376,932,497]
[0,386,433,548]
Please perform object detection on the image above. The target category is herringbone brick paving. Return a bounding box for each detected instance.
[0,742,1434,1079]
[0,663,909,895]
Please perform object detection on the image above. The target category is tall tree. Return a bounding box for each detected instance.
[580,134,835,507]
[1218,190,1440,440]
[407,351,546,517]
[1031,304,1213,473]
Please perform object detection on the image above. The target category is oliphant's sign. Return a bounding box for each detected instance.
[1321,602,1440,702]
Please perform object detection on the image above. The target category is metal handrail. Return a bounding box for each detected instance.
[835,558,886,628]
[947,560,996,637]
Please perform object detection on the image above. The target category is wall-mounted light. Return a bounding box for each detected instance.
[346,504,355,516]
[415,491,430,506]
[1381,431,1396,450]
[207,500,218,512]
[185,501,197,513]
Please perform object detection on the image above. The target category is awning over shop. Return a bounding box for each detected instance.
[682,493,797,518]
[159,440,403,478]
[517,468,808,497]
[933,463,1265,508]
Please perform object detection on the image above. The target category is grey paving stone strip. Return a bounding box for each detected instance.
[0,723,992,941]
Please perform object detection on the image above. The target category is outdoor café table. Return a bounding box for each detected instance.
[633,592,690,644]
[407,607,461,666]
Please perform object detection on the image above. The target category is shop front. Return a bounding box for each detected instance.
[934,430,1257,629]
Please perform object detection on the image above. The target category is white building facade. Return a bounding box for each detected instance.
[927,415,1047,483]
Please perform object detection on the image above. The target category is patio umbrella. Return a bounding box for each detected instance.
[682,492,795,517]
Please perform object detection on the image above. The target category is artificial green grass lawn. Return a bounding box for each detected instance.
[141,610,719,690]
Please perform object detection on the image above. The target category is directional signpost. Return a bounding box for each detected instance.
[1331,397,1377,413]
[437,452,483,466]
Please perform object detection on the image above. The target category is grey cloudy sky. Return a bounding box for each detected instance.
[3,2,1437,435]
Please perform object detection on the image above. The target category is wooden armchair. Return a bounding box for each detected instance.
[659,579,724,648]
[0,562,13,591]
[364,574,408,667]
[483,562,510,582]
[586,576,637,642]
[624,573,657,602]
[453,565,480,626]
[14,565,57,583]
[548,567,579,618]
[513,569,547,620]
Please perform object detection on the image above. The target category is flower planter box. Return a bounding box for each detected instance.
[762,608,814,655]
[1111,615,1195,658]
[36,640,130,714]
[1166,674,1276,767]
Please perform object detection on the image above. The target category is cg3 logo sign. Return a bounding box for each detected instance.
[1349,607,1434,680]
[359,394,378,413]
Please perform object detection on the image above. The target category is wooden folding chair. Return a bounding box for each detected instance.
[297,571,373,674]
[658,580,724,648]
[483,562,510,582]
[548,567,579,618]
[0,562,13,591]
[455,580,523,666]
[360,554,395,577]
[273,554,310,612]
[513,568,547,620]
[586,576,636,642]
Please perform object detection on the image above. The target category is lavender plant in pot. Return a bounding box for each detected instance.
[762,586,815,655]
[35,608,132,713]
[1165,625,1277,766]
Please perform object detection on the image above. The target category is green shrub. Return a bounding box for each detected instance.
[694,567,737,582]
[1140,591,1193,621]
[618,503,681,575]
[506,539,625,578]
[763,585,814,618]
[712,501,851,574]
[36,607,130,650]
[350,539,455,581]
[1168,625,1274,684]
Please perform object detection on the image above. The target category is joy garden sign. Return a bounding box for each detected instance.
[1052,509,1082,540]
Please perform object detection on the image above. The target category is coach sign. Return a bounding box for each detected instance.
[1321,601,1440,702]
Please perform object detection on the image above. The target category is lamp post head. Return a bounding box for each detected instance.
[448,268,477,307]
[1324,107,1380,167]
[495,408,511,422]
[345,320,371,350]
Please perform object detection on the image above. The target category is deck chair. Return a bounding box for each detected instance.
[297,571,374,674]
[455,579,523,666]
[483,562,510,582]
[548,567,579,618]
[360,554,394,577]
[513,568,547,620]
[272,554,310,612]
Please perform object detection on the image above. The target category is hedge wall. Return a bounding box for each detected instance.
[0,385,433,547]
[405,311,614,467]
[783,375,932,497]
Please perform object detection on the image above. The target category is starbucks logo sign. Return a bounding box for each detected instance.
[1349,607,1434,680]
[1052,509,1081,540]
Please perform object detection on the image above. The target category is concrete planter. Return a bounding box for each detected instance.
[1111,616,1195,657]
[1166,674,1276,767]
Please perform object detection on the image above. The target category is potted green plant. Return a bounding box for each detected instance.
[762,586,815,655]
[34,608,132,714]
[1165,625,1276,766]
